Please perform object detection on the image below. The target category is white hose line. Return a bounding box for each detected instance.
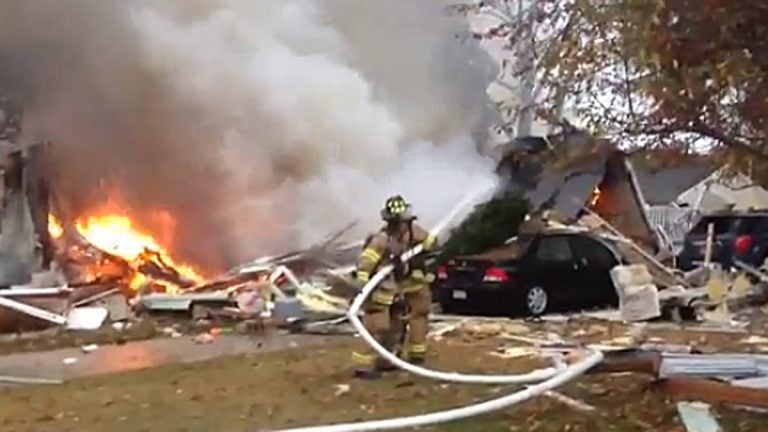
[346,184,564,384]
[270,350,603,432]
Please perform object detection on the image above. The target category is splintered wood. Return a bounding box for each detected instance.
[576,211,686,288]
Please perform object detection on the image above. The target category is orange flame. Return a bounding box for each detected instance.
[73,212,205,291]
[48,214,64,239]
[589,186,601,207]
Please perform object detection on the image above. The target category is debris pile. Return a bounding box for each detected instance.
[1,210,359,338]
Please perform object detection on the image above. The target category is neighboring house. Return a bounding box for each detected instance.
[636,165,768,252]
[677,168,768,213]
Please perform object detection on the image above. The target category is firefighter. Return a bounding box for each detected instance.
[351,195,438,379]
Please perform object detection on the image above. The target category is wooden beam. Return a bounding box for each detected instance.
[658,378,768,410]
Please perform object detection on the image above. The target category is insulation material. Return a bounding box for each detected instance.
[618,284,661,322]
[610,264,661,322]
[610,265,654,292]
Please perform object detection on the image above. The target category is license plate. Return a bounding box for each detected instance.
[452,290,467,300]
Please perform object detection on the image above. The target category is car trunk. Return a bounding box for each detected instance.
[438,241,527,286]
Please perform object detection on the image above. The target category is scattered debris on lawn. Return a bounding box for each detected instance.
[0,375,63,385]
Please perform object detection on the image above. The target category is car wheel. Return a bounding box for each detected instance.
[524,286,549,316]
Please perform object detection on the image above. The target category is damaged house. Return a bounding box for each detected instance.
[497,133,691,289]
[0,98,53,286]
[500,133,658,252]
[634,165,714,252]
[0,98,65,332]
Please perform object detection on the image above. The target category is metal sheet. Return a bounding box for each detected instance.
[660,353,768,379]
[139,292,231,311]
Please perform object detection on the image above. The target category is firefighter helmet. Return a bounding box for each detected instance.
[381,195,414,221]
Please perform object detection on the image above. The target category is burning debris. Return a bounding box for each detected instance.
[48,210,204,294]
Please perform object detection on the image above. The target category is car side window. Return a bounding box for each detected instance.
[569,236,616,269]
[736,217,764,235]
[691,217,734,235]
[535,237,573,262]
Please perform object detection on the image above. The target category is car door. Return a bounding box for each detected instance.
[568,236,620,307]
[527,235,580,308]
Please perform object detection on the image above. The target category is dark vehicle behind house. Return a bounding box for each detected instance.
[677,212,768,271]
[434,230,622,317]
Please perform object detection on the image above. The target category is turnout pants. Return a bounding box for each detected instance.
[351,280,432,370]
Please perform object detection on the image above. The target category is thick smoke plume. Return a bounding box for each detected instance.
[0,0,499,273]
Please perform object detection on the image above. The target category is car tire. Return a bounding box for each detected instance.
[524,285,549,317]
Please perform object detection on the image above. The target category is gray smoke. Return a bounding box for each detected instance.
[0,0,499,273]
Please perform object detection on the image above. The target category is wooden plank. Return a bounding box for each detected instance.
[660,378,768,410]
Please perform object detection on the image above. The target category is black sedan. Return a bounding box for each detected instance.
[434,230,623,317]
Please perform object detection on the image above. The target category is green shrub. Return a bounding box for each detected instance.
[438,195,529,258]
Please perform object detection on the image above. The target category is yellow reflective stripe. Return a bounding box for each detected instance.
[405,271,435,283]
[371,290,395,305]
[423,234,437,250]
[408,344,428,354]
[401,284,425,293]
[410,269,426,279]
[357,271,370,282]
[361,248,382,263]
[352,352,375,365]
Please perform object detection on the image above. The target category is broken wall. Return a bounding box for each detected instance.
[0,149,37,285]
[593,154,657,251]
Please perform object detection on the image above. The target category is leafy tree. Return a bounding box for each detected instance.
[452,1,768,179]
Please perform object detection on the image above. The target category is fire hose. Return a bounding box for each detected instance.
[273,351,603,432]
[271,183,604,431]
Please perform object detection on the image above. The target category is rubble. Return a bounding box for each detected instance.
[610,265,661,322]
[193,333,215,345]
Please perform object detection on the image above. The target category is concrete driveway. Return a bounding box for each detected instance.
[0,332,334,382]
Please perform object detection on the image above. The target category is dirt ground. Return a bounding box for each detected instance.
[1,333,766,432]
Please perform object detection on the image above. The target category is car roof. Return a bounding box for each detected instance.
[454,228,618,261]
[702,211,768,218]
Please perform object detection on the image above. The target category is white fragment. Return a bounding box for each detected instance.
[66,307,109,330]
[81,344,99,353]
[543,391,596,413]
[334,384,351,397]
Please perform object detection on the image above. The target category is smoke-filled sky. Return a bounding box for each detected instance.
[0,0,500,273]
